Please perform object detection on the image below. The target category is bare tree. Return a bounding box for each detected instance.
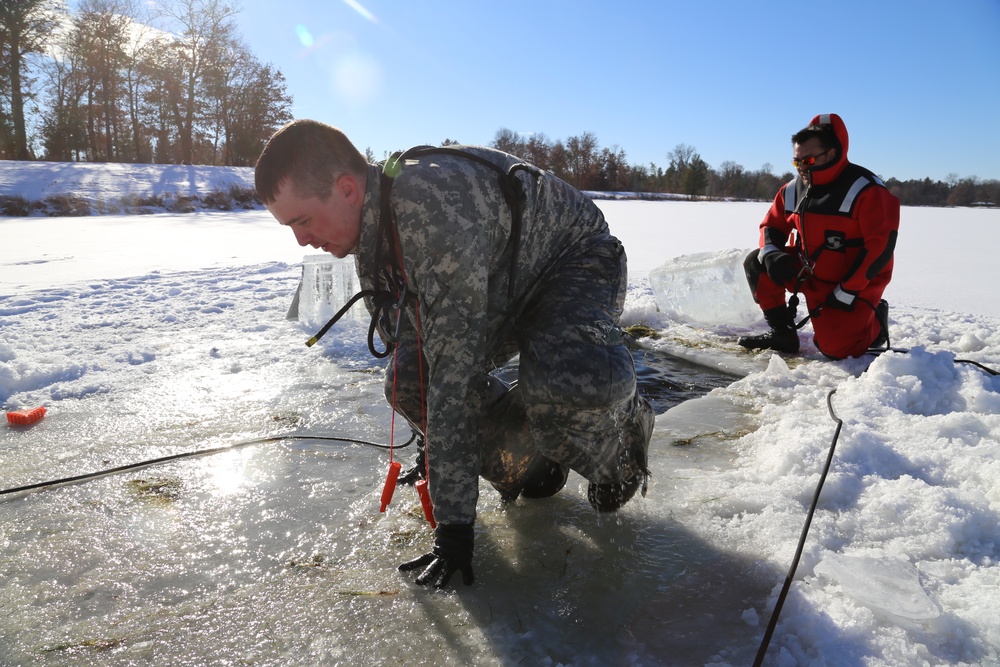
[119,0,162,162]
[203,38,291,165]
[39,21,87,159]
[492,127,523,156]
[156,0,238,164]
[522,132,551,170]
[72,0,134,160]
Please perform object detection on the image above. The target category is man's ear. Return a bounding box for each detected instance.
[336,172,363,206]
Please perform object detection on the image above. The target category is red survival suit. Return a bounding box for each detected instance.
[752,113,900,359]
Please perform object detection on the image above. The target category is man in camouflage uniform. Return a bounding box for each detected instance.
[255,119,654,589]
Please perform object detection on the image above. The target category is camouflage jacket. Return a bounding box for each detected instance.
[354,146,616,526]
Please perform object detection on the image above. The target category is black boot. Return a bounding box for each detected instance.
[738,306,800,354]
[479,383,556,502]
[869,299,889,349]
[520,457,570,499]
[587,396,654,512]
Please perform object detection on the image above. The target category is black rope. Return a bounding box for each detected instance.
[0,431,418,498]
[753,389,843,667]
[866,347,999,377]
[751,353,997,664]
[956,358,1000,376]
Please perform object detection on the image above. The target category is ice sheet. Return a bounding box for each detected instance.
[649,248,761,326]
[814,553,940,620]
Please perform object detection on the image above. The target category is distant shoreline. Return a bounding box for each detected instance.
[1,161,985,217]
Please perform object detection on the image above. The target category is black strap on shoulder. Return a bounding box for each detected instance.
[306,146,538,356]
[380,146,537,300]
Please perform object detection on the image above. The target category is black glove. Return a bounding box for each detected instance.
[823,285,857,312]
[762,250,800,284]
[398,523,474,588]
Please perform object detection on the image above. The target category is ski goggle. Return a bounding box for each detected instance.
[792,150,830,169]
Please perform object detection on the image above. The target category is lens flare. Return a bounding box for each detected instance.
[343,0,377,23]
[295,24,314,48]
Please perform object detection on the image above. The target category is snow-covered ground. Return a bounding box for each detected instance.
[0,160,257,215]
[1,161,999,666]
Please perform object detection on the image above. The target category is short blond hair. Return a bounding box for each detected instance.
[254,119,368,203]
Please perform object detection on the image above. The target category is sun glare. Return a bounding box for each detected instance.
[205,451,251,497]
[333,53,383,105]
[342,0,378,24]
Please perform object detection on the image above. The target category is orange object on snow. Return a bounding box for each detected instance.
[6,407,47,426]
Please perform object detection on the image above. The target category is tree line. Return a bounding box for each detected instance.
[1,0,292,166]
[488,129,778,200]
[487,128,999,208]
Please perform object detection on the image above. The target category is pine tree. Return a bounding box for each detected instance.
[0,0,64,159]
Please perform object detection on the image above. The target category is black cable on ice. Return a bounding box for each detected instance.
[750,354,997,664]
[0,431,418,498]
[752,388,843,667]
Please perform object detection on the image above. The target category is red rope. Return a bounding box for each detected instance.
[389,344,400,465]
[389,227,428,480]
[383,225,435,525]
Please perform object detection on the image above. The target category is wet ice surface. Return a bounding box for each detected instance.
[1,448,770,666]
[0,260,767,667]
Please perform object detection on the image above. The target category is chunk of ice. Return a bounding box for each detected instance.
[659,394,753,442]
[814,553,940,620]
[288,254,364,326]
[649,248,761,326]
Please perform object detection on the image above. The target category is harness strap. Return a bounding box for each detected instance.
[304,170,410,353]
[384,146,533,301]
[306,146,537,355]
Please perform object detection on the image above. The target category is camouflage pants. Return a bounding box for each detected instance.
[385,236,646,495]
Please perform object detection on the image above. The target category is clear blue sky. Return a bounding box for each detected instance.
[235,0,1000,182]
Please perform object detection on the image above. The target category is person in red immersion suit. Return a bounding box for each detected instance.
[738,113,900,359]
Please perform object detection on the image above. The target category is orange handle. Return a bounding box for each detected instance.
[415,479,436,528]
[379,461,402,512]
[6,406,46,426]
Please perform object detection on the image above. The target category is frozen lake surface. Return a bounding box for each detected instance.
[3,194,1000,666]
